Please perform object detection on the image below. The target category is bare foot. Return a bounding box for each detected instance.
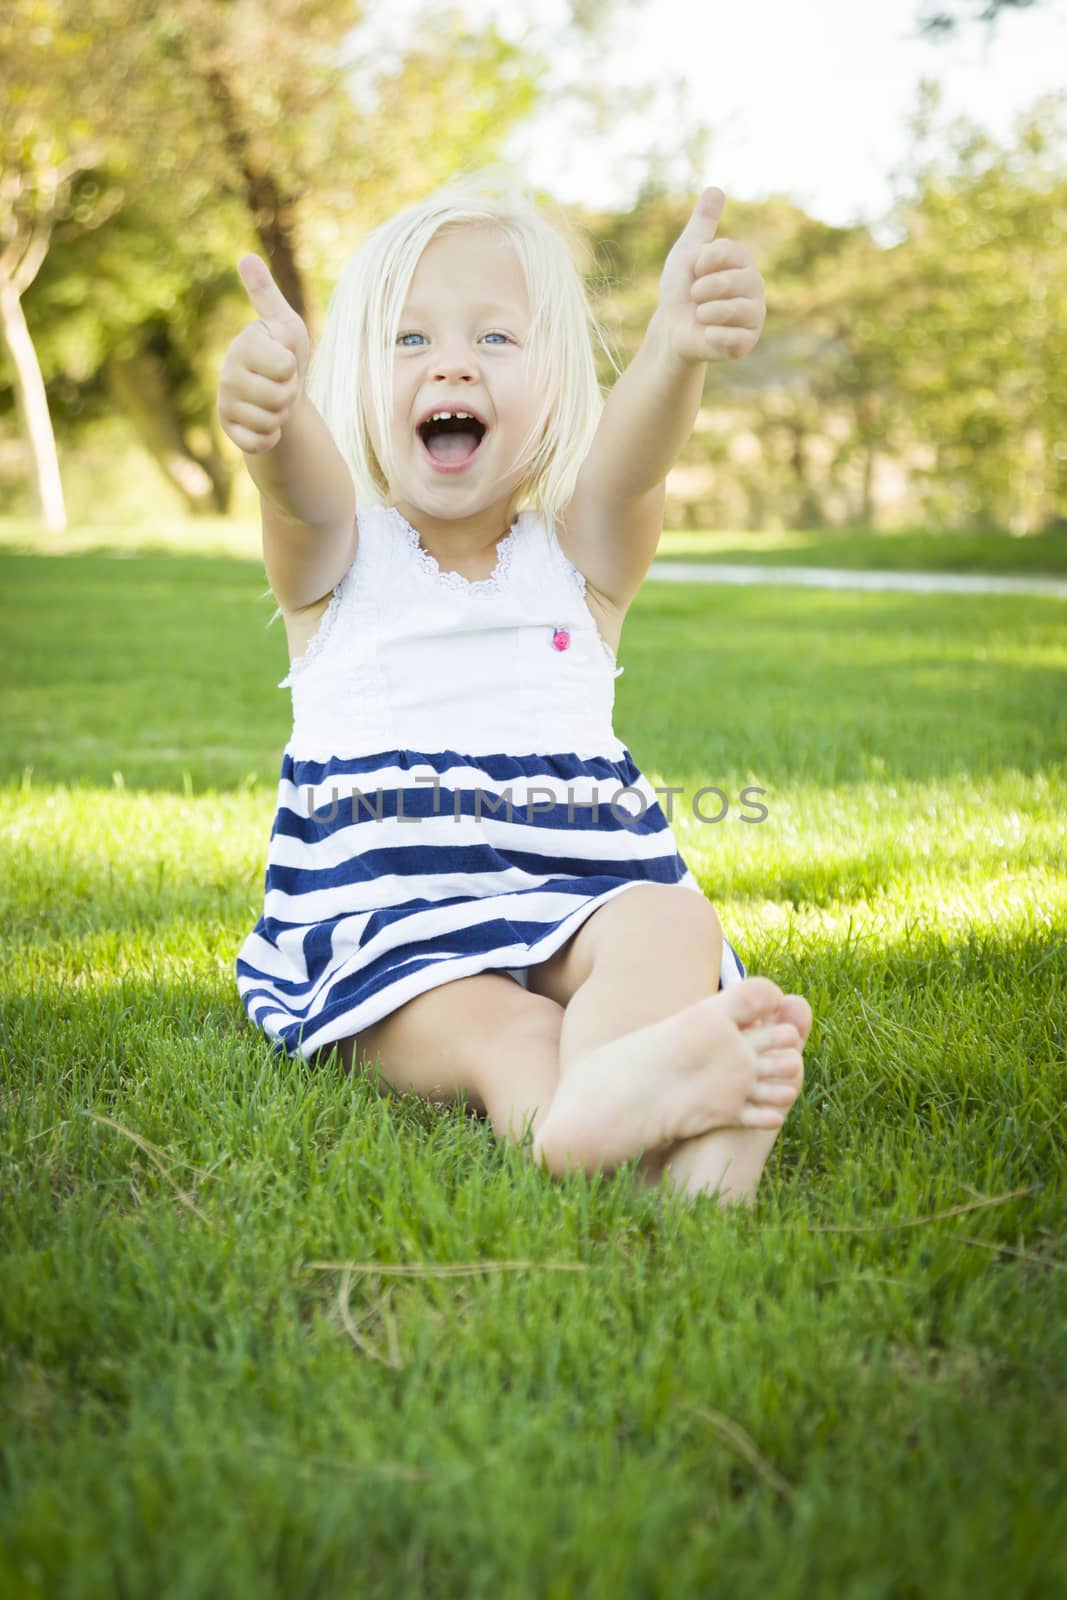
[532,977,805,1178]
[653,992,814,1204]
[634,990,813,1196]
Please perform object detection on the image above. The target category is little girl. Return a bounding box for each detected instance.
[219,168,812,1205]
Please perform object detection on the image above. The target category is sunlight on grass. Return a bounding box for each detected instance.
[2,772,1062,993]
[2,540,1065,1597]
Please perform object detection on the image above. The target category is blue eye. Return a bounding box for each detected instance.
[396,331,511,346]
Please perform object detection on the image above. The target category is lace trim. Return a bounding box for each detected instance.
[553,533,625,678]
[559,548,587,598]
[386,506,519,595]
[277,582,345,687]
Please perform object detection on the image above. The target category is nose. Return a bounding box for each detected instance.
[431,340,479,382]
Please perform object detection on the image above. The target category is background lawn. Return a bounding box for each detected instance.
[1,523,1065,1599]
[654,524,1067,574]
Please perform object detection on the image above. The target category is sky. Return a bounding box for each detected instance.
[347,0,1067,236]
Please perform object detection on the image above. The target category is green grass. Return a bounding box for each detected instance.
[654,523,1067,574]
[3,512,1066,575]
[2,520,1066,1598]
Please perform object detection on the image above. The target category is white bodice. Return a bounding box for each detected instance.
[278,504,627,760]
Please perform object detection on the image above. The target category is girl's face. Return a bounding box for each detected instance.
[369,224,542,532]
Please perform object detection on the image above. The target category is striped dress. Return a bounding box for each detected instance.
[236,504,747,1061]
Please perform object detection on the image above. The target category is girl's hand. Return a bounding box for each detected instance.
[656,186,766,366]
[217,255,312,454]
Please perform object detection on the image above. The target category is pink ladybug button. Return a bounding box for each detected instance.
[551,627,571,651]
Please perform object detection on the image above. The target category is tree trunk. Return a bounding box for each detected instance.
[789,421,823,528]
[105,345,232,515]
[861,443,876,529]
[856,392,879,529]
[0,283,67,531]
[204,68,309,327]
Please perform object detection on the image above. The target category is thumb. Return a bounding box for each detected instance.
[679,185,726,245]
[237,253,300,333]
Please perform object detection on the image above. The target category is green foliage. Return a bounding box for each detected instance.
[0,0,556,513]
[918,0,1046,36]
[4,9,1067,535]
[573,91,1067,536]
[883,88,1067,532]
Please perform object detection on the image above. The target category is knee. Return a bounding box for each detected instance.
[622,884,723,950]
[688,890,723,943]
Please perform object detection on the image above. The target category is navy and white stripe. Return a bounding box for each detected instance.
[237,745,746,1060]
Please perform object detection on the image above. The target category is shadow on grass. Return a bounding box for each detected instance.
[4,920,1063,1191]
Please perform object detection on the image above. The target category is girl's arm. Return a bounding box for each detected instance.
[218,255,357,613]
[247,393,357,615]
[559,187,765,612]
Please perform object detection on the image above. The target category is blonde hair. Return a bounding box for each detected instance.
[305,165,621,532]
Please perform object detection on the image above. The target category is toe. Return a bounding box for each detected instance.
[740,1103,786,1130]
[751,1074,801,1107]
[722,977,786,1028]
[756,1048,805,1084]
[745,1021,800,1055]
[778,994,813,1043]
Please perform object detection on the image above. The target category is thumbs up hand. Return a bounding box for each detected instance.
[655,187,765,366]
[217,255,312,454]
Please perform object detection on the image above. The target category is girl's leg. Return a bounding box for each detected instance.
[323,890,808,1200]
[525,884,811,1204]
[334,973,565,1154]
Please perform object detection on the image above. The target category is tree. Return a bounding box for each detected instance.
[570,78,1067,537]
[917,0,1047,36]
[86,1,548,516]
[883,84,1067,531]
[0,1,160,529]
[4,0,655,525]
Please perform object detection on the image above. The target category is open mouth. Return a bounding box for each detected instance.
[417,413,488,469]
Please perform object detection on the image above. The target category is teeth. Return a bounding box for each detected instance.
[426,411,477,423]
